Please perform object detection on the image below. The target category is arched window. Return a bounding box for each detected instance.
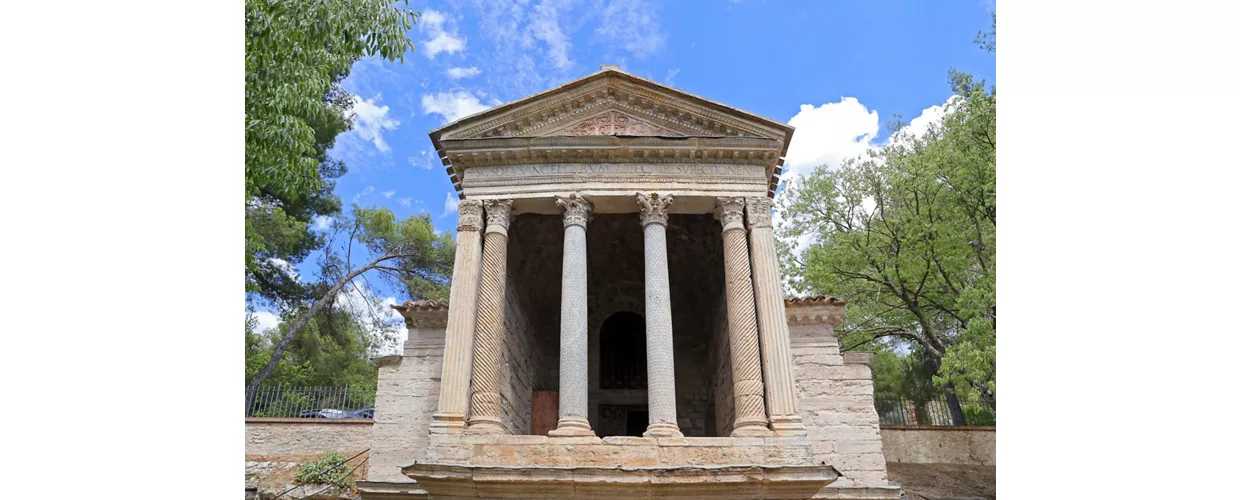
[599,311,647,389]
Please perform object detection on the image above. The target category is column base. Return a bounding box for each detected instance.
[429,413,467,434]
[548,417,595,437]
[731,421,776,437]
[770,414,809,437]
[465,418,507,435]
[643,423,684,438]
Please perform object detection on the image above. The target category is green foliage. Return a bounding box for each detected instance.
[321,206,455,302]
[245,0,419,299]
[245,307,380,388]
[294,452,353,487]
[776,70,996,408]
[245,0,416,201]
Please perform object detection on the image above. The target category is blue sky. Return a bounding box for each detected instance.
[256,0,996,341]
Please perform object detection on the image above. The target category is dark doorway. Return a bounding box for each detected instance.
[625,410,648,437]
[599,311,647,389]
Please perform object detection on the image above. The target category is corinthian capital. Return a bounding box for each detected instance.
[636,192,674,227]
[745,197,774,228]
[457,200,484,232]
[555,194,594,229]
[714,197,746,233]
[483,199,515,235]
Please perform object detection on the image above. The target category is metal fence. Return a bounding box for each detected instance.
[874,396,995,426]
[245,385,376,419]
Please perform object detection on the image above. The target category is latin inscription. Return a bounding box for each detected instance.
[469,163,761,179]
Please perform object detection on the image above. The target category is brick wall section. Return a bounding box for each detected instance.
[366,327,446,482]
[880,426,995,465]
[245,420,373,456]
[709,291,734,437]
[499,278,543,435]
[787,301,891,491]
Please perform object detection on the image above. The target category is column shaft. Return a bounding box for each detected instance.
[715,198,773,436]
[637,193,683,438]
[430,200,484,433]
[466,199,514,434]
[746,197,808,436]
[550,194,594,436]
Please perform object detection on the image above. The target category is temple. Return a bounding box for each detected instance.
[357,66,899,499]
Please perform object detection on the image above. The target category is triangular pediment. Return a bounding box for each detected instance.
[430,69,794,145]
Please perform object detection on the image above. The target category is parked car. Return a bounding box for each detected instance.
[298,408,374,419]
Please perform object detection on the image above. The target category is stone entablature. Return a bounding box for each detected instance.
[431,68,794,200]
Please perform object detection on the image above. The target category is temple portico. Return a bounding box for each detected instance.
[360,66,898,499]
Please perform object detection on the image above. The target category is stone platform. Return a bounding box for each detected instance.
[391,435,838,499]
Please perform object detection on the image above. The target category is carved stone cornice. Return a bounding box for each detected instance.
[555,194,593,228]
[784,296,848,328]
[483,199,515,235]
[745,197,774,229]
[391,300,450,330]
[636,193,674,227]
[714,197,746,233]
[457,200,484,232]
[439,136,781,170]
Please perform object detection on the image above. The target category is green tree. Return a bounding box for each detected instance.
[245,207,454,399]
[776,70,996,411]
[245,306,383,388]
[245,0,419,301]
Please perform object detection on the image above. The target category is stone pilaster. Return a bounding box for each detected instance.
[431,200,483,434]
[714,197,773,437]
[636,192,683,438]
[745,197,807,436]
[549,194,595,437]
[466,199,514,434]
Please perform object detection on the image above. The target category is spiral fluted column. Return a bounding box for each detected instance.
[636,192,683,438]
[466,199,514,434]
[430,200,484,434]
[745,197,807,436]
[549,194,595,437]
[715,197,774,437]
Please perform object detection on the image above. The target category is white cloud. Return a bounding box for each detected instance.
[665,68,681,85]
[443,191,461,217]
[398,197,413,208]
[311,215,333,231]
[353,185,376,203]
[782,97,881,182]
[595,0,666,59]
[445,66,482,79]
[267,258,300,282]
[348,95,400,153]
[420,9,467,59]
[529,0,574,70]
[422,90,493,123]
[336,282,404,354]
[891,95,962,146]
[383,190,395,199]
[248,309,280,333]
[409,149,438,170]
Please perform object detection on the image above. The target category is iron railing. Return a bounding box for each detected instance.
[246,385,376,419]
[874,396,995,426]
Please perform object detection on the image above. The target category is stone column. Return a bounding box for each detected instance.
[430,200,484,434]
[466,199,514,434]
[745,197,808,436]
[636,192,683,438]
[714,197,774,437]
[549,194,595,437]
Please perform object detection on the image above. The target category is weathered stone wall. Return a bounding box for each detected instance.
[880,426,995,466]
[709,290,734,437]
[366,329,445,482]
[787,301,891,493]
[245,420,373,456]
[498,277,544,435]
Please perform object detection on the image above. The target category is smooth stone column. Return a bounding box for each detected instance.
[430,200,484,434]
[746,197,808,436]
[636,192,683,438]
[466,199,515,434]
[549,194,595,437]
[714,197,774,437]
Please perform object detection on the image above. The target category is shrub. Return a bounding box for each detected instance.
[293,452,352,487]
